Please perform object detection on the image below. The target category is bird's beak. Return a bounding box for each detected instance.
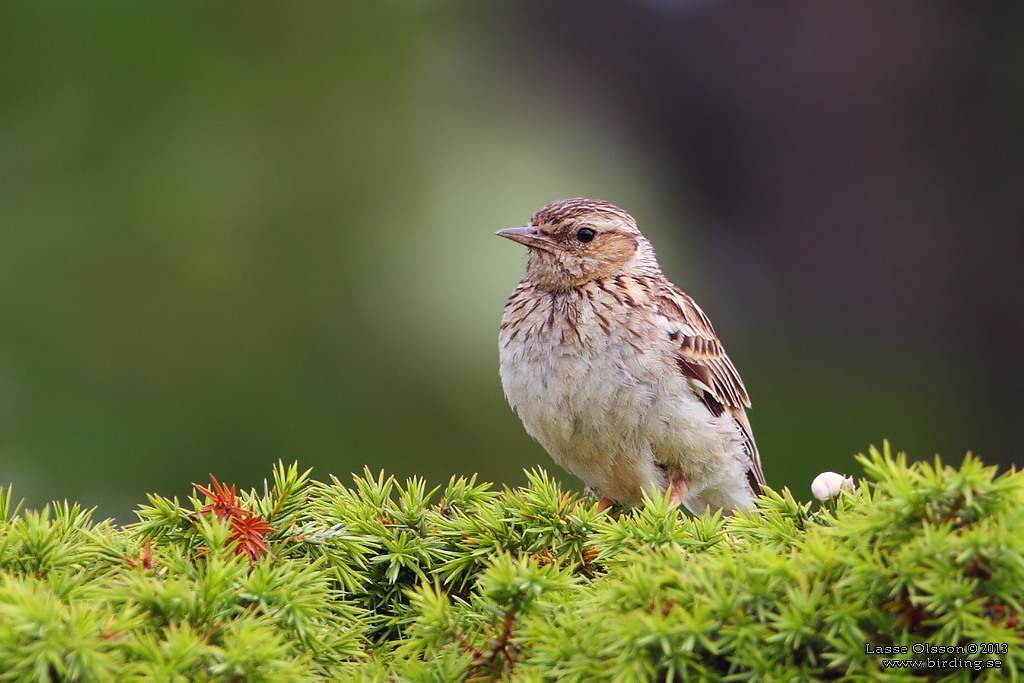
[495,226,553,251]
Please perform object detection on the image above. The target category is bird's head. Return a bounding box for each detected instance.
[496,198,660,291]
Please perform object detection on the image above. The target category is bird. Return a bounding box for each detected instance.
[496,198,764,515]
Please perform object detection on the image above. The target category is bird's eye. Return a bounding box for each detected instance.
[576,228,596,243]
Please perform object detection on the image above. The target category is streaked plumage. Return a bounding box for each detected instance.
[497,198,764,514]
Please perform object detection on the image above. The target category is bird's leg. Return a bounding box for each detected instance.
[667,476,689,508]
[586,485,615,512]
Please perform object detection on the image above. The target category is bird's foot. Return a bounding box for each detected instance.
[667,477,689,508]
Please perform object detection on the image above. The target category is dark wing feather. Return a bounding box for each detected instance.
[656,283,766,494]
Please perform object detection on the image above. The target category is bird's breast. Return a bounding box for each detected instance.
[497,283,669,453]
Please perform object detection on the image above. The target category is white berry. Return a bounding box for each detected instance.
[811,472,854,501]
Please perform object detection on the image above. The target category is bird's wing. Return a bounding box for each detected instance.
[653,283,765,493]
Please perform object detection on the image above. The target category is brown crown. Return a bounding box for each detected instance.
[531,198,637,229]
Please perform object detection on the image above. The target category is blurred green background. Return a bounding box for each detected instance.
[1,2,1020,522]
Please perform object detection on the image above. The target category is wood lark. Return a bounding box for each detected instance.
[497,198,765,514]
